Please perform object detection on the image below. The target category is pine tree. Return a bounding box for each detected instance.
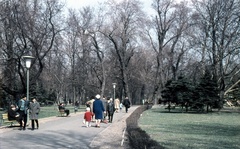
[174,76,194,112]
[196,71,220,112]
[161,79,175,112]
[161,76,193,112]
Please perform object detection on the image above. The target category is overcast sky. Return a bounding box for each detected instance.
[63,0,153,14]
[65,0,151,8]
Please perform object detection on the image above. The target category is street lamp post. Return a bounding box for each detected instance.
[112,83,116,100]
[22,56,34,102]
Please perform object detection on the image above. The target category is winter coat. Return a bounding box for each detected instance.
[84,111,93,122]
[17,99,29,114]
[106,101,115,115]
[114,98,120,110]
[123,99,130,108]
[86,99,95,112]
[8,107,20,121]
[101,98,107,111]
[29,102,40,120]
[93,99,105,119]
[58,104,65,110]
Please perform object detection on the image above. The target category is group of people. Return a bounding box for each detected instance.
[7,94,131,130]
[8,97,40,131]
[83,95,131,128]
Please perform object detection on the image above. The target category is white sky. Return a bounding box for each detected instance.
[63,0,189,16]
[63,0,153,14]
[65,0,151,8]
[65,0,108,8]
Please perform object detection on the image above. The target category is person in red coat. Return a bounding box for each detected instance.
[83,107,94,127]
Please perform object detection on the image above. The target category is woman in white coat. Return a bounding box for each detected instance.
[114,98,120,112]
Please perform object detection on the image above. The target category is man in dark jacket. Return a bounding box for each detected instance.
[123,97,131,113]
[106,98,115,123]
[17,97,29,130]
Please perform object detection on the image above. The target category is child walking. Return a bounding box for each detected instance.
[119,103,123,112]
[83,107,93,128]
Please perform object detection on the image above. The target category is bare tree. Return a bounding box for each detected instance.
[63,7,95,104]
[147,0,191,103]
[99,0,145,102]
[0,0,64,100]
[192,0,240,108]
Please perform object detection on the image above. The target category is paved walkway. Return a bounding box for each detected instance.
[0,106,139,149]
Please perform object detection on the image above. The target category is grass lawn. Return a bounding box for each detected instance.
[138,105,240,149]
[0,105,86,126]
[37,105,85,119]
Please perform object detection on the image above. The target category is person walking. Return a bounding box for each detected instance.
[123,97,131,113]
[114,98,120,113]
[119,102,123,112]
[17,96,29,130]
[83,107,94,128]
[106,98,115,123]
[93,94,106,128]
[89,98,95,121]
[29,98,40,130]
[101,96,107,122]
[86,97,95,113]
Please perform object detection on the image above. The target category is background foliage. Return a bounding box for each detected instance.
[0,0,239,109]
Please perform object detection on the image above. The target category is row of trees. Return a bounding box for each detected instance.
[0,0,239,108]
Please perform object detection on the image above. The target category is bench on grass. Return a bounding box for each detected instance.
[58,109,66,117]
[1,113,18,127]
[165,106,175,110]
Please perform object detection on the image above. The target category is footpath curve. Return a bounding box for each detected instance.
[0,106,139,149]
[90,106,138,149]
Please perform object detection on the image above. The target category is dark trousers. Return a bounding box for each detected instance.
[31,119,39,129]
[19,111,27,128]
[125,107,129,113]
[107,112,114,122]
[65,109,70,116]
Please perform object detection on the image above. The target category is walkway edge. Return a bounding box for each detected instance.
[90,106,139,149]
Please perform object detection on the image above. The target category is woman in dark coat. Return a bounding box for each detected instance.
[93,94,105,128]
[58,103,70,116]
[29,98,40,130]
[8,104,20,123]
[123,97,131,113]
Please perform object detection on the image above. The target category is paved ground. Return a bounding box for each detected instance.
[0,106,139,149]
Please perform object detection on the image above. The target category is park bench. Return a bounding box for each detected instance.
[1,113,18,127]
[165,105,175,110]
[58,109,66,117]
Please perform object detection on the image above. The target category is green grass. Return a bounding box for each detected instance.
[0,105,86,126]
[138,106,240,149]
[37,105,85,119]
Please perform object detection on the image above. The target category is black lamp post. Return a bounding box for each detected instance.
[22,56,34,102]
[112,83,116,100]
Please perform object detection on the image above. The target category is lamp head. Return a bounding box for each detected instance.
[112,83,116,88]
[22,56,34,68]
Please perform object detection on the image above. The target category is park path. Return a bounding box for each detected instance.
[0,106,139,149]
